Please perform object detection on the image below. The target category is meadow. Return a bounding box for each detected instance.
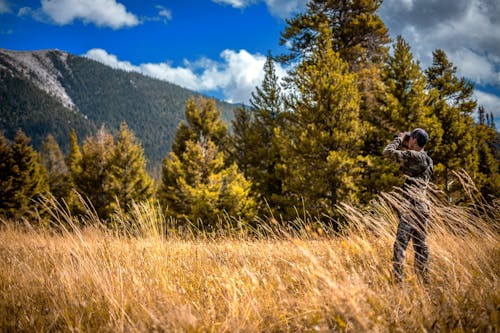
[1,178,499,332]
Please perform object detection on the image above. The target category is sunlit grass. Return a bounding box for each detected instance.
[1,175,499,332]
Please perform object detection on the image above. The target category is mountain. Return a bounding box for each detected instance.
[0,48,237,174]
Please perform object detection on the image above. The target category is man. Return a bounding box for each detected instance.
[383,128,433,283]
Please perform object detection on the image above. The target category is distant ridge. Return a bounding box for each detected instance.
[0,48,237,174]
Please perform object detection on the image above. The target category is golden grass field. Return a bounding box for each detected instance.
[1,181,499,332]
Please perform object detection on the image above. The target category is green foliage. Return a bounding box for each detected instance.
[40,134,71,202]
[52,53,235,170]
[358,36,437,201]
[473,106,500,200]
[71,127,115,219]
[160,98,256,229]
[70,124,154,220]
[279,0,390,70]
[0,50,236,174]
[279,24,364,220]
[425,49,479,202]
[107,123,155,214]
[171,97,228,157]
[382,36,433,132]
[0,55,95,154]
[0,130,49,219]
[229,52,290,217]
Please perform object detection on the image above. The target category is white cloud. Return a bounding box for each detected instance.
[40,0,139,29]
[84,49,138,71]
[449,48,500,86]
[212,0,254,8]
[379,0,500,125]
[0,0,11,14]
[212,0,307,18]
[475,90,500,119]
[263,0,308,18]
[84,48,289,104]
[379,0,500,86]
[158,9,172,21]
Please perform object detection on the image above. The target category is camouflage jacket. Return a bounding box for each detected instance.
[383,136,433,197]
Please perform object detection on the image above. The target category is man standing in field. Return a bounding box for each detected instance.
[383,128,433,283]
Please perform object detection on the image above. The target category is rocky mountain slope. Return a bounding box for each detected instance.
[0,48,236,173]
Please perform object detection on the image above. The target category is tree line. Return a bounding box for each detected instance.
[1,0,499,228]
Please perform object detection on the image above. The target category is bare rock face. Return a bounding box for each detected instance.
[0,49,76,110]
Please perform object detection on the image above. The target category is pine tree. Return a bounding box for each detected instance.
[108,122,154,213]
[359,36,440,200]
[72,126,115,219]
[67,129,82,178]
[228,106,256,177]
[171,97,227,158]
[0,133,16,217]
[40,134,70,202]
[474,106,500,200]
[279,0,390,71]
[382,36,434,132]
[0,130,49,219]
[230,52,289,216]
[280,24,363,220]
[160,97,256,229]
[425,49,479,201]
[279,0,391,206]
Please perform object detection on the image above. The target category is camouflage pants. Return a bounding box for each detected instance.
[393,205,429,283]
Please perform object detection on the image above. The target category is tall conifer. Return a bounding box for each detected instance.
[0,133,16,217]
[108,122,154,213]
[280,0,389,70]
[40,134,70,202]
[474,106,500,199]
[160,97,256,228]
[230,52,289,216]
[0,130,49,218]
[72,126,115,219]
[426,49,479,201]
[280,24,363,220]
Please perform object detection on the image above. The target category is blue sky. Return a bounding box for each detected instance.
[1,0,499,126]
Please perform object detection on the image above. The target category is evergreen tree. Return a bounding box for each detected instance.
[474,106,500,200]
[279,24,363,220]
[0,133,16,217]
[425,49,479,201]
[171,97,227,158]
[280,0,391,206]
[160,97,256,229]
[67,129,82,178]
[72,126,115,219]
[230,52,289,216]
[229,106,256,177]
[108,122,154,213]
[382,36,434,132]
[359,36,441,200]
[0,130,49,219]
[279,0,390,71]
[40,134,70,202]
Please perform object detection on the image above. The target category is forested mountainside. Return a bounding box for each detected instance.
[0,49,236,170]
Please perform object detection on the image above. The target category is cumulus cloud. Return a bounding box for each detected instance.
[475,90,500,119]
[84,49,137,71]
[379,0,500,88]
[40,0,139,29]
[84,48,288,104]
[212,0,255,8]
[212,0,307,18]
[379,0,500,120]
[0,0,11,14]
[158,8,172,21]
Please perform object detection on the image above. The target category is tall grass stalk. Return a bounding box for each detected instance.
[1,176,498,332]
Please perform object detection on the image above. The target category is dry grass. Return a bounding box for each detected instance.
[1,180,499,332]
